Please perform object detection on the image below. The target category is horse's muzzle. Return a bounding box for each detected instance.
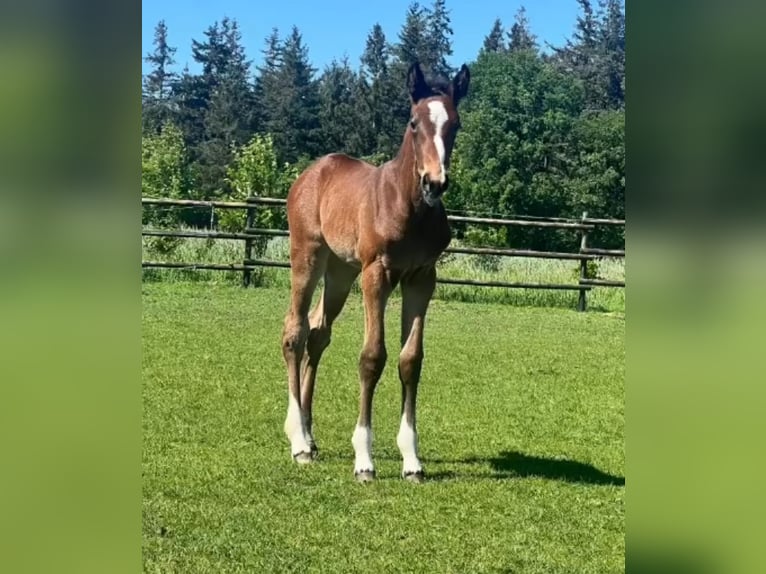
[420,173,449,206]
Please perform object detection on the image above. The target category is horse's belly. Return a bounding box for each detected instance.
[324,233,362,266]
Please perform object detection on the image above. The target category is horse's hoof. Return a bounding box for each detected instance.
[354,470,376,483]
[310,443,319,458]
[293,451,315,465]
[403,471,425,484]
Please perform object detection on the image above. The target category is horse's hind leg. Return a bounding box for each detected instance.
[300,259,358,455]
[282,240,328,463]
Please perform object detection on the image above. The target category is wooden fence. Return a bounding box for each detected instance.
[142,197,625,311]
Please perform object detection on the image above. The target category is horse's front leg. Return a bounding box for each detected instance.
[352,262,394,482]
[397,266,436,483]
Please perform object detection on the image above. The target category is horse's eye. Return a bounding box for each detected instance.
[409,118,418,131]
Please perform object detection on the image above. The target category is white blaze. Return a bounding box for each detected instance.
[427,100,448,182]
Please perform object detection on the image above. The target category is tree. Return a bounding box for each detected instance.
[170,65,207,168]
[254,28,283,132]
[393,1,454,77]
[142,20,177,134]
[142,122,193,250]
[447,50,585,250]
[568,109,625,247]
[361,24,388,83]
[261,26,321,163]
[508,7,537,53]
[482,18,506,54]
[600,0,625,109]
[552,0,625,110]
[182,17,256,197]
[426,0,455,77]
[317,57,370,157]
[360,23,400,156]
[394,3,430,68]
[222,133,298,232]
[141,122,190,199]
[221,134,299,277]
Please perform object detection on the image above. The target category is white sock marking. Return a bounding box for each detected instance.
[427,100,448,183]
[351,424,374,473]
[285,394,311,456]
[397,416,422,475]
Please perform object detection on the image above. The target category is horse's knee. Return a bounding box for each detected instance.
[282,313,309,359]
[398,348,423,384]
[306,325,331,357]
[359,344,387,382]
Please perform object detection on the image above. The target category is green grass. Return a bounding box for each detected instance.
[142,234,625,312]
[143,283,624,573]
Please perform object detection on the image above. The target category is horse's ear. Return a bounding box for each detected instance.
[407,61,429,103]
[451,64,470,105]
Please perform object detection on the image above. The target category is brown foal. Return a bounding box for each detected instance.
[281,62,470,482]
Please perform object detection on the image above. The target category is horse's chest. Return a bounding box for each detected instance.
[379,219,451,269]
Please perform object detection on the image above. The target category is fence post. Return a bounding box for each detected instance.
[242,201,256,288]
[577,211,588,312]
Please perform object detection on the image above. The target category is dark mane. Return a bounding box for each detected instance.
[423,73,451,98]
[407,61,450,99]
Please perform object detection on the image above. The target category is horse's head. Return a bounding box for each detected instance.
[406,61,470,207]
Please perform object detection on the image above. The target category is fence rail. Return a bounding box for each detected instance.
[141,197,624,310]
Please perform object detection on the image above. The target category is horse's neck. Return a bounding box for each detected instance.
[386,129,420,208]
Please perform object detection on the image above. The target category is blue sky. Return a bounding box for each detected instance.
[142,0,584,75]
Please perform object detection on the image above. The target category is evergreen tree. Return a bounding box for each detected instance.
[266,26,321,163]
[600,0,625,108]
[190,18,252,97]
[317,57,369,157]
[142,20,177,134]
[508,7,538,53]
[360,23,399,156]
[254,28,283,136]
[183,17,256,197]
[482,18,506,54]
[394,3,430,68]
[361,24,388,82]
[170,65,207,167]
[426,0,455,77]
[393,1,454,77]
[569,0,606,109]
[552,0,625,110]
[201,18,255,146]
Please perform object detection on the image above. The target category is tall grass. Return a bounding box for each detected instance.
[142,231,625,313]
[436,251,625,312]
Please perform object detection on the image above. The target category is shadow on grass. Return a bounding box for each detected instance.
[425,450,624,486]
[489,450,624,485]
[311,449,624,486]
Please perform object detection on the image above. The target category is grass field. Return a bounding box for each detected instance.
[142,283,624,573]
